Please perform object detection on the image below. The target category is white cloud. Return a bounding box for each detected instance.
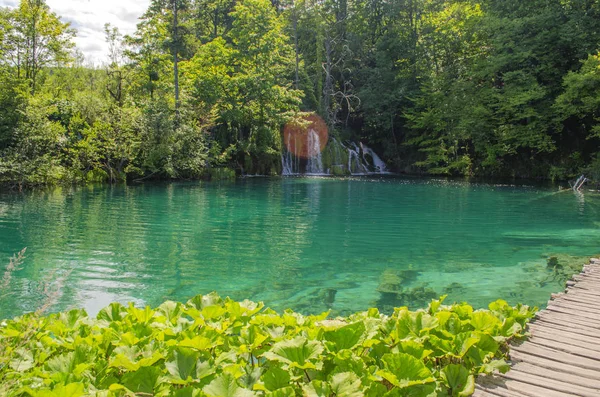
[0,0,151,64]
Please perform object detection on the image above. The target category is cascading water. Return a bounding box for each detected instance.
[347,142,369,175]
[281,133,389,176]
[282,132,299,175]
[306,129,324,174]
[361,143,388,173]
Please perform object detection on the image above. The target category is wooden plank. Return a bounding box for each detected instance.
[474,386,509,397]
[548,299,600,318]
[569,286,600,296]
[510,349,600,381]
[529,318,600,338]
[565,291,600,301]
[511,362,600,390]
[573,275,600,282]
[561,290,598,300]
[555,293,599,306]
[535,315,600,335]
[528,325,600,351]
[474,384,520,397]
[510,343,600,371]
[536,311,600,330]
[570,282,600,290]
[477,375,575,397]
[529,328,600,352]
[499,369,600,397]
[526,338,600,360]
[572,272,600,278]
[548,299,600,314]
[567,281,600,290]
[566,284,600,293]
[546,302,600,318]
[563,290,600,303]
[545,304,600,321]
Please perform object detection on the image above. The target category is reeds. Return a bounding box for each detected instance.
[1,248,26,291]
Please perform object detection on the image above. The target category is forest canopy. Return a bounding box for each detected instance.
[1,0,600,185]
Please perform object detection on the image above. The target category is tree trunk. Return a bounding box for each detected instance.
[173,0,180,124]
[292,7,299,90]
[30,1,38,95]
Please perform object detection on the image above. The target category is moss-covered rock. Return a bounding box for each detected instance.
[330,165,349,176]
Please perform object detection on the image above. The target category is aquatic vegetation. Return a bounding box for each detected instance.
[0,293,536,396]
[539,253,590,286]
[443,282,466,297]
[375,269,439,310]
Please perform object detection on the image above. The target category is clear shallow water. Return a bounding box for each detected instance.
[1,177,599,319]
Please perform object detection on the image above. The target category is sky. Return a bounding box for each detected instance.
[0,0,151,64]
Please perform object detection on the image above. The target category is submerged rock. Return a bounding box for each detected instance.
[320,288,337,307]
[374,268,436,311]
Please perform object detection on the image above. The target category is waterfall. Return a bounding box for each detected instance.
[282,132,299,175]
[361,143,388,173]
[347,142,368,175]
[281,134,389,176]
[306,129,324,174]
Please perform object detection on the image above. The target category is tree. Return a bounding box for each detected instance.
[104,24,125,107]
[184,0,302,174]
[0,0,74,94]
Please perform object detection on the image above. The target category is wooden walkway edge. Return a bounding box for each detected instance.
[474,259,600,397]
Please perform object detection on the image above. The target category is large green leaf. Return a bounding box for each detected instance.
[469,311,501,333]
[187,292,224,310]
[302,380,332,397]
[196,359,216,380]
[27,383,85,397]
[9,348,34,371]
[330,372,364,397]
[262,336,323,369]
[397,340,432,360]
[324,322,366,352]
[179,335,215,351]
[394,311,439,340]
[97,302,127,322]
[266,387,296,397]
[203,373,256,397]
[500,318,522,337]
[166,348,200,381]
[441,364,475,396]
[109,345,163,371]
[157,301,183,324]
[456,332,481,358]
[481,359,510,374]
[428,295,447,314]
[261,366,290,391]
[121,366,162,394]
[378,353,435,388]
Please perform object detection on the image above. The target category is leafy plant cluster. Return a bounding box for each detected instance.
[0,293,536,397]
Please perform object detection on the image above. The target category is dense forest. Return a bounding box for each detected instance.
[1,0,600,185]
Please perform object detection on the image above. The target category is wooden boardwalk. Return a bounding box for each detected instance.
[474,259,600,397]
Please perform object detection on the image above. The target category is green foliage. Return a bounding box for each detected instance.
[3,0,600,182]
[0,293,536,396]
[183,0,302,173]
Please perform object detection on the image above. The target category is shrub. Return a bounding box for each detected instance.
[0,293,535,397]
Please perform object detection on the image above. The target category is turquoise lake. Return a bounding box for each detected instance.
[1,177,599,319]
